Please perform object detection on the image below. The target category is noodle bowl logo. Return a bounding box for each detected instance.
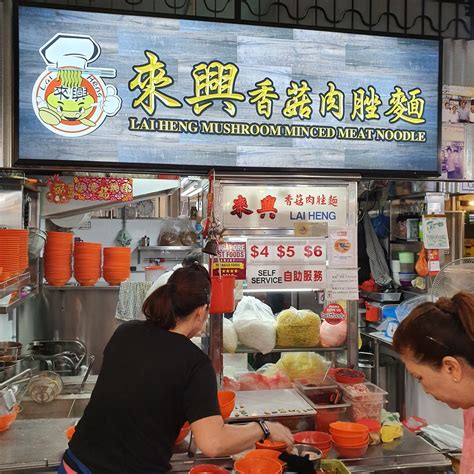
[32,33,122,137]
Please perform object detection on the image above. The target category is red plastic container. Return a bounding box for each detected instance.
[334,369,366,385]
[210,275,235,313]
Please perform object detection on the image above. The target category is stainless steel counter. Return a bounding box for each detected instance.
[0,420,453,473]
[0,418,72,473]
[341,428,452,472]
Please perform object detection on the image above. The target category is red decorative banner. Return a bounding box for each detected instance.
[74,177,133,201]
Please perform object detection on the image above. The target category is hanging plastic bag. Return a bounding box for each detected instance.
[276,352,330,381]
[178,216,198,245]
[320,319,348,348]
[415,245,429,277]
[371,207,390,239]
[158,218,182,246]
[276,307,321,347]
[233,296,276,354]
[223,317,238,353]
[257,364,292,389]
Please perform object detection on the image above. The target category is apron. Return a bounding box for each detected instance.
[461,407,474,474]
[57,449,92,474]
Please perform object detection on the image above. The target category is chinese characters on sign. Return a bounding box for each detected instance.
[221,185,348,228]
[246,265,327,290]
[246,238,327,290]
[128,54,427,126]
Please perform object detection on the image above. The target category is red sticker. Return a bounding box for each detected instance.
[321,303,346,325]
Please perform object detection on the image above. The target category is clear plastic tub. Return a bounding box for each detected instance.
[294,377,339,405]
[341,382,387,422]
[314,403,350,432]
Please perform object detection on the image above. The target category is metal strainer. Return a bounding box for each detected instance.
[28,371,63,404]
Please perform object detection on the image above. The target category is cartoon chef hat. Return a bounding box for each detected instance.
[40,33,100,69]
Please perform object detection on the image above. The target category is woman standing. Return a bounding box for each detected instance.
[393,292,474,473]
[60,263,293,473]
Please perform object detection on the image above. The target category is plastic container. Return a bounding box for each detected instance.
[210,275,235,313]
[398,251,415,264]
[321,459,350,473]
[333,442,369,458]
[294,377,339,404]
[144,265,166,282]
[244,449,285,467]
[217,390,235,420]
[315,403,350,432]
[331,432,369,446]
[334,369,366,385]
[255,439,287,452]
[357,418,381,445]
[234,456,282,474]
[294,431,332,450]
[189,465,229,473]
[0,405,19,432]
[341,383,387,422]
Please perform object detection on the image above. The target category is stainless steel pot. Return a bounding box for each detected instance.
[358,351,375,383]
[292,444,322,470]
[0,342,22,361]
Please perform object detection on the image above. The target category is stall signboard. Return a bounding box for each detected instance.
[222,185,348,228]
[246,237,327,290]
[211,241,246,280]
[17,5,440,174]
[246,265,327,290]
[247,238,326,265]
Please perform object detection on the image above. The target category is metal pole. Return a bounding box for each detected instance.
[208,312,224,386]
[2,0,14,169]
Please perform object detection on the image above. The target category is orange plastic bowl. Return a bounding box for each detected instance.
[218,391,235,420]
[234,456,282,474]
[244,449,285,467]
[65,425,76,440]
[189,465,228,473]
[175,422,191,445]
[333,442,368,458]
[294,431,332,449]
[331,433,369,446]
[329,422,369,436]
[0,405,19,432]
[255,439,287,452]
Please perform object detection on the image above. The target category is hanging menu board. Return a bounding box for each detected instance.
[16,4,440,174]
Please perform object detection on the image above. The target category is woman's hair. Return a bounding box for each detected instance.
[142,263,211,329]
[393,292,474,367]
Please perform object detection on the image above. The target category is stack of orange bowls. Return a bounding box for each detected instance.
[294,431,332,458]
[74,242,102,286]
[44,232,73,287]
[103,247,131,286]
[329,421,369,458]
[0,230,23,281]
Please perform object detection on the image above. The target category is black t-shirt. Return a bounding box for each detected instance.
[70,320,220,473]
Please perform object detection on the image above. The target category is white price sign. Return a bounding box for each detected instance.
[246,238,327,265]
[246,265,327,290]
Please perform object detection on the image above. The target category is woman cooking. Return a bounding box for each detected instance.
[393,292,474,473]
[59,263,293,473]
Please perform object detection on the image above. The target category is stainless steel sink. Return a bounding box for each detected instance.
[18,393,90,420]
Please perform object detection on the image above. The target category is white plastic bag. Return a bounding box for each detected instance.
[233,296,276,354]
[223,317,238,353]
[320,319,347,347]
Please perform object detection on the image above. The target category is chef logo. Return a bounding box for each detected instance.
[32,33,122,137]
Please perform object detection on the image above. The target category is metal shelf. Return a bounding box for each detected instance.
[235,345,347,354]
[137,246,199,263]
[0,290,37,315]
[0,272,31,299]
